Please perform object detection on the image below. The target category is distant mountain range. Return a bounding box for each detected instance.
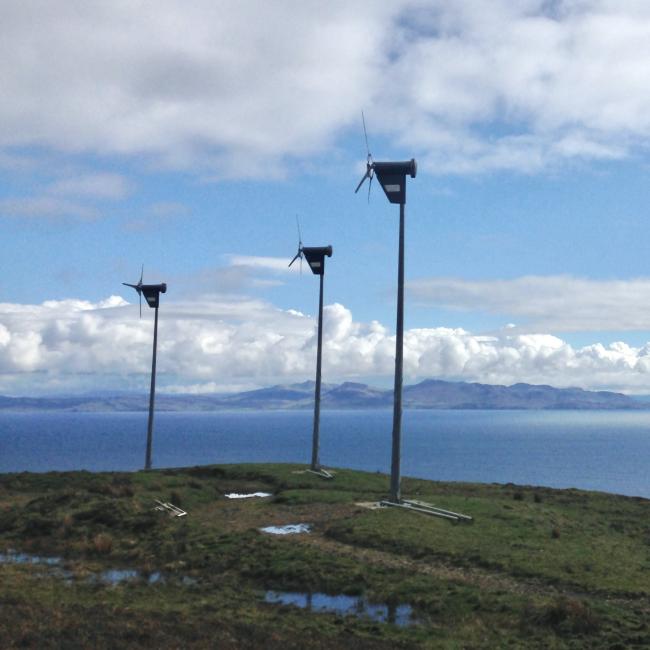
[0,379,646,412]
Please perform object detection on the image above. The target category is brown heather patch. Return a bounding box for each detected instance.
[92,533,113,554]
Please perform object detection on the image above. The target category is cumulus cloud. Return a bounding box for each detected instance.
[382,1,650,172]
[408,275,650,331]
[2,294,650,395]
[3,2,650,175]
[0,1,399,176]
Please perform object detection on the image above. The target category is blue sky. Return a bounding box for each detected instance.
[4,1,650,395]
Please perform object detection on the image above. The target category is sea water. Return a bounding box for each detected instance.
[0,409,649,498]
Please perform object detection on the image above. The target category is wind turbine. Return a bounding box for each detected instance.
[123,267,167,471]
[289,227,334,479]
[355,115,472,522]
[355,113,417,504]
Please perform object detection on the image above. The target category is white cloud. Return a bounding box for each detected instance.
[0,196,100,221]
[381,1,650,172]
[2,294,650,395]
[173,256,296,296]
[148,202,190,219]
[408,275,650,331]
[47,173,132,200]
[0,168,132,221]
[226,255,297,273]
[123,201,191,232]
[0,1,400,176]
[164,381,260,395]
[4,2,650,175]
[0,151,38,172]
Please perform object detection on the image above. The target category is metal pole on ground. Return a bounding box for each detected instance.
[390,201,405,503]
[145,305,159,471]
[311,270,325,471]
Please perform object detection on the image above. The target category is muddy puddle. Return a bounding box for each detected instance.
[264,590,416,627]
[0,550,197,586]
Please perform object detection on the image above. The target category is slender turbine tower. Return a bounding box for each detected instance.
[123,268,167,471]
[289,236,334,478]
[355,119,417,504]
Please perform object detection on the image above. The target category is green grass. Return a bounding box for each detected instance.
[327,478,650,595]
[0,463,649,648]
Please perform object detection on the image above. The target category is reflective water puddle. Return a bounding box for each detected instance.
[0,551,72,580]
[264,590,416,627]
[96,569,163,585]
[95,570,197,586]
[259,523,311,535]
[225,492,272,499]
[0,551,62,566]
[0,550,196,586]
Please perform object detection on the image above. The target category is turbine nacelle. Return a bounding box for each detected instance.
[289,244,333,276]
[141,283,167,309]
[355,159,417,205]
[123,266,167,316]
[354,112,417,205]
[301,245,333,276]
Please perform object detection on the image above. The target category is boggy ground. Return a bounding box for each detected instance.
[0,463,649,648]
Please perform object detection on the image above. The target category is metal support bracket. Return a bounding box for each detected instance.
[154,499,187,517]
[380,499,472,523]
[306,468,334,480]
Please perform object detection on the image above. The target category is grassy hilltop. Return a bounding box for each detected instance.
[0,464,649,648]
